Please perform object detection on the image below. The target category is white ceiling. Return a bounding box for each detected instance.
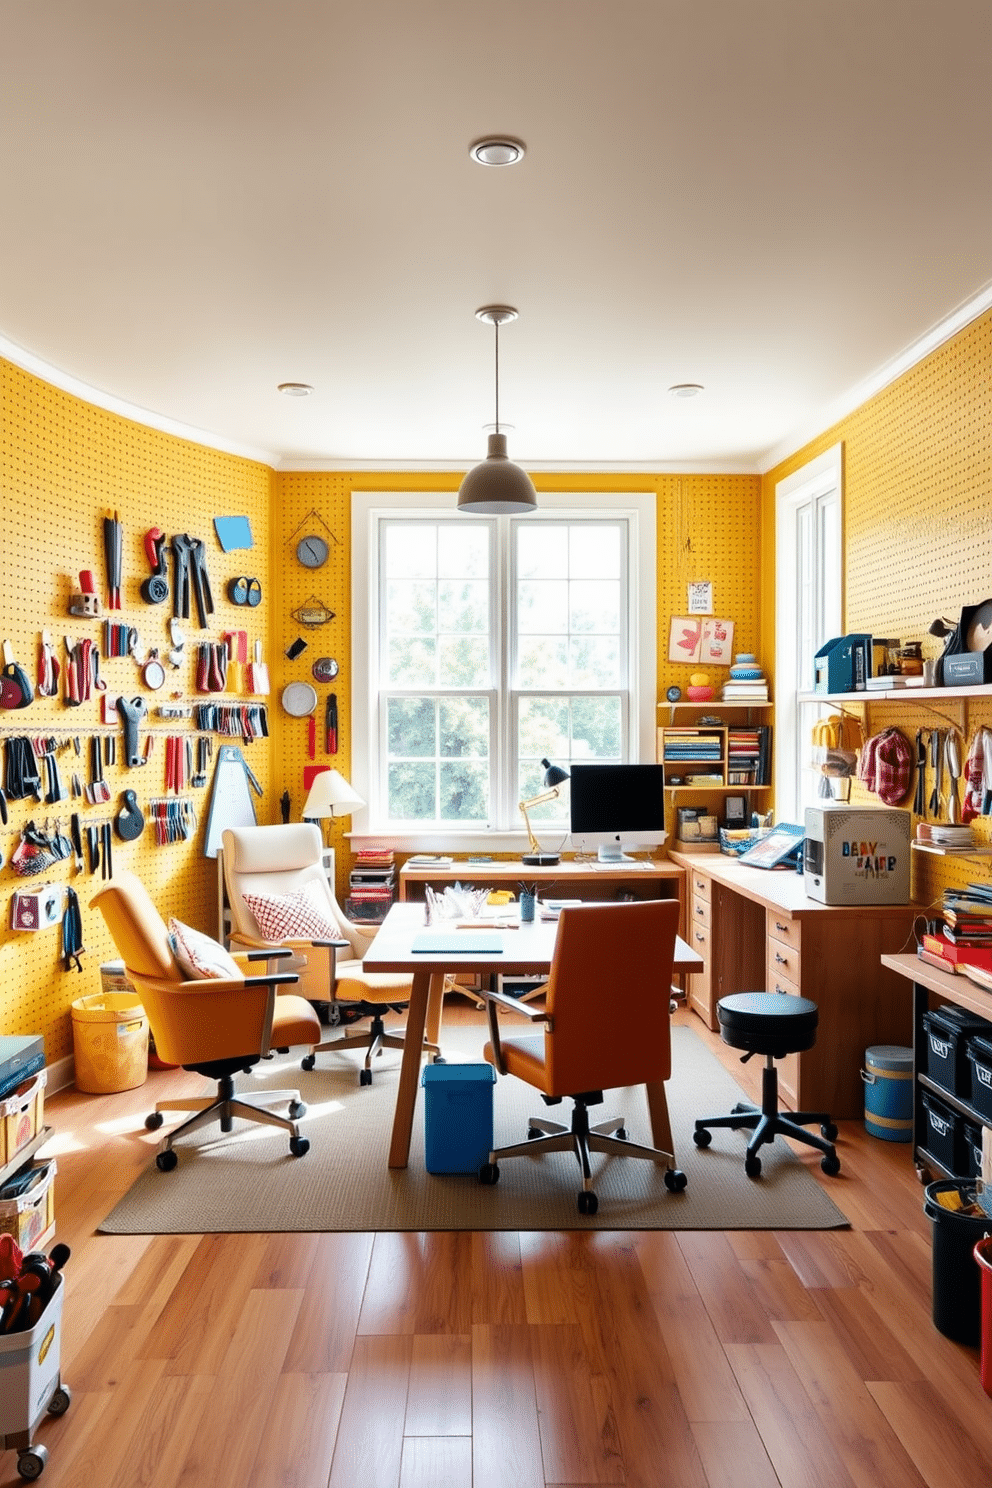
[3,2,991,473]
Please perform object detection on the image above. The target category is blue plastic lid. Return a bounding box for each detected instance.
[422,1062,495,1086]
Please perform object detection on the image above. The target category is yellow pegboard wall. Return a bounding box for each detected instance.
[1,357,274,1062]
[764,308,992,909]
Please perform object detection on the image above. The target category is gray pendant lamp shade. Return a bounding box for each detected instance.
[457,306,537,515]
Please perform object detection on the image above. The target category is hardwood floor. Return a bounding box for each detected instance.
[5,1005,991,1488]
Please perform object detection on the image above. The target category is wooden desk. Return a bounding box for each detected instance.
[670,850,916,1119]
[882,952,992,1180]
[399,856,684,925]
[364,901,703,1168]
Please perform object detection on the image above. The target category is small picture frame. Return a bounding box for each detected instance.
[668,617,702,663]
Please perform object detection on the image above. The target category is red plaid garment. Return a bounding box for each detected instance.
[859,726,913,805]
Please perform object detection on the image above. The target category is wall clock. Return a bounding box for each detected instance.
[296,535,329,569]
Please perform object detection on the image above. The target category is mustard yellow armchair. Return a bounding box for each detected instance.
[478,898,686,1215]
[220,823,438,1085]
[92,870,322,1170]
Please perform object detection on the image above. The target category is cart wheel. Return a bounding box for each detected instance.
[156,1149,178,1172]
[17,1445,48,1480]
[47,1385,71,1417]
[288,1101,306,1120]
[144,1111,164,1131]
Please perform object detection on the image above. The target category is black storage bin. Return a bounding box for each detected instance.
[962,1119,985,1180]
[969,1033,992,1120]
[923,1180,992,1345]
[923,1006,992,1097]
[921,1089,965,1174]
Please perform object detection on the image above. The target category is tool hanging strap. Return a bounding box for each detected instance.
[61,887,84,972]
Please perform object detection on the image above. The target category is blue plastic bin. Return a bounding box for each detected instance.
[422,1063,496,1174]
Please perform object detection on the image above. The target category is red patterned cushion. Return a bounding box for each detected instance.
[168,919,244,981]
[243,880,339,943]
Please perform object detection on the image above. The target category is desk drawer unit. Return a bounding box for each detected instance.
[689,870,711,904]
[766,912,802,1108]
[687,920,713,1027]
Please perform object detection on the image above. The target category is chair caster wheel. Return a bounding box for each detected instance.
[288,1101,306,1120]
[301,1054,316,1072]
[289,1136,310,1157]
[145,1111,164,1131]
[821,1152,841,1176]
[16,1445,47,1480]
[156,1149,178,1172]
[479,1162,500,1185]
[527,1127,542,1140]
[614,1126,628,1141]
[577,1190,599,1216]
[821,1122,839,1142]
[359,1068,373,1086]
[744,1153,762,1178]
[664,1167,687,1193]
[692,1126,712,1147]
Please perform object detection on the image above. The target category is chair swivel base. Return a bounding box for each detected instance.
[145,1072,309,1168]
[302,1013,441,1085]
[693,1058,840,1178]
[480,1098,687,1216]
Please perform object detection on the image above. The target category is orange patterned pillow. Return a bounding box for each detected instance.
[243,881,340,943]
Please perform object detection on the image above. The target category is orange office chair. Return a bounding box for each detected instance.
[221,823,440,1084]
[478,898,687,1215]
[92,870,322,1169]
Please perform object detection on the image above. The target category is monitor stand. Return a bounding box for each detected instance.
[597,845,635,863]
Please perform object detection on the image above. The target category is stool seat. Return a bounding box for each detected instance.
[694,991,840,1179]
[717,991,819,1057]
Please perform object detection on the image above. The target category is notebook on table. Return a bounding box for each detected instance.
[411,930,505,954]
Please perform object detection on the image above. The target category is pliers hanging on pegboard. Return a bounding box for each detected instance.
[171,534,214,629]
[913,729,927,817]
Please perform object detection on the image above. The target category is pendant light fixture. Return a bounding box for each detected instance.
[457,305,537,514]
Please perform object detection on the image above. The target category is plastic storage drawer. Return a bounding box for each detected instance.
[922,1006,992,1098]
[920,1089,966,1175]
[962,1118,985,1180]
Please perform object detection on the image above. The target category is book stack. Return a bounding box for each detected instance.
[721,669,769,702]
[727,726,772,786]
[345,848,396,925]
[940,884,992,948]
[661,729,723,766]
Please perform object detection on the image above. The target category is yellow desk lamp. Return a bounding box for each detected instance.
[520,758,570,866]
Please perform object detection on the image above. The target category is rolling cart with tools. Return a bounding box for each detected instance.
[0,1268,70,1479]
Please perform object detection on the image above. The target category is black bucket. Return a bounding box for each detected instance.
[923,1180,992,1345]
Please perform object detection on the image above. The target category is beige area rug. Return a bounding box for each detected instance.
[98,1025,849,1234]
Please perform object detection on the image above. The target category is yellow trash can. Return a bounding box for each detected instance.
[71,987,149,1093]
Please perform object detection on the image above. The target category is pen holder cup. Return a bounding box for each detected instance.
[520,892,536,923]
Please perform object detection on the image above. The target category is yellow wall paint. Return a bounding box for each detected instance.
[1,358,274,1060]
[761,308,992,908]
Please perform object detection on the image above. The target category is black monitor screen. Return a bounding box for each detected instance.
[568,763,666,836]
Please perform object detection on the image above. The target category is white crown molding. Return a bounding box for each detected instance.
[274,456,758,475]
[0,333,277,468]
[759,280,992,474]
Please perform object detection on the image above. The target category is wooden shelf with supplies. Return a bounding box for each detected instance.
[657,704,772,794]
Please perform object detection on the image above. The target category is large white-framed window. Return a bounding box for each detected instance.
[774,444,843,823]
[351,490,656,850]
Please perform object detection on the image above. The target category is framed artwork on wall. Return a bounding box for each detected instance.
[668,616,734,665]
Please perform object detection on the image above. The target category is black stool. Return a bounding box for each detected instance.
[693,992,840,1178]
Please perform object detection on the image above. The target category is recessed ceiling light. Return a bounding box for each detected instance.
[278,382,313,397]
[668,383,704,399]
[469,137,526,167]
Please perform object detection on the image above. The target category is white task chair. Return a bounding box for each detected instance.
[221,823,440,1085]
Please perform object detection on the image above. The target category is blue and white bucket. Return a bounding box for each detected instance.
[862,1044,913,1141]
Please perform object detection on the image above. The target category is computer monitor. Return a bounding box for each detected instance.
[568,762,667,862]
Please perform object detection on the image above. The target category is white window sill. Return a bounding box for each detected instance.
[347,830,570,857]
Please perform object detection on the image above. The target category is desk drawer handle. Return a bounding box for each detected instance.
[774,921,789,933]
[694,932,705,943]
[774,983,789,996]
[695,904,705,917]
[775,951,788,964]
